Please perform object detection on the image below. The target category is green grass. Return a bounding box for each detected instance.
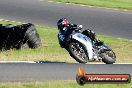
[0,81,131,88]
[49,0,132,10]
[0,20,132,63]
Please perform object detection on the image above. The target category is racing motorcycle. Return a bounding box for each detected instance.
[58,25,116,64]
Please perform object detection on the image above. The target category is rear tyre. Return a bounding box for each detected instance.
[101,50,116,64]
[68,40,89,63]
[25,24,41,48]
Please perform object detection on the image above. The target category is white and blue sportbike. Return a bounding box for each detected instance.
[57,18,116,64]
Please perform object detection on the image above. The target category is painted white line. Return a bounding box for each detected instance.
[85,63,132,64]
[72,62,132,64]
[17,22,22,24]
[72,63,132,64]
[117,37,132,41]
[115,63,132,64]
[4,20,10,22]
[66,3,70,5]
[117,38,121,39]
[0,19,4,21]
[80,5,88,7]
[56,2,63,4]
[0,61,36,63]
[0,61,131,64]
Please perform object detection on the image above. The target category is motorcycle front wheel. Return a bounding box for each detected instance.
[68,40,89,63]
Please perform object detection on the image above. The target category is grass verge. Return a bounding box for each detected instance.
[49,0,132,10]
[0,20,132,63]
[0,81,131,88]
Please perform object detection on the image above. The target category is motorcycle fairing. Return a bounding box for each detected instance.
[71,33,94,61]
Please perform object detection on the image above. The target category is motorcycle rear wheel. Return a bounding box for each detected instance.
[101,50,116,64]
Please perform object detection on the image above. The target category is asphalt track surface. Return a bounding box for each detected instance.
[0,0,132,82]
[0,63,132,82]
[0,0,132,39]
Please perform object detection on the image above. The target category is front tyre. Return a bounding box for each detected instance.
[68,40,89,63]
[101,50,116,64]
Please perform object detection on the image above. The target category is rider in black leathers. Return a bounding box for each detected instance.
[57,18,102,47]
